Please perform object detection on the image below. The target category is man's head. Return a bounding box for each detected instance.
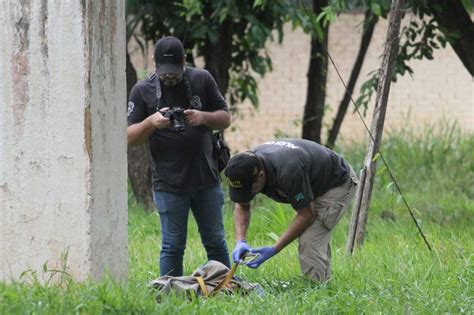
[224,152,265,203]
[154,36,186,86]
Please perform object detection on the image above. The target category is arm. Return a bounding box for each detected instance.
[185,70,231,129]
[231,202,254,263]
[244,203,315,269]
[274,170,315,252]
[127,110,170,145]
[127,84,171,145]
[234,202,251,241]
[184,109,231,130]
[274,203,315,253]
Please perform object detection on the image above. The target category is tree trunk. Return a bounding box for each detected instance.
[126,50,154,212]
[201,15,234,147]
[428,0,474,76]
[302,0,329,143]
[347,0,404,254]
[326,11,377,148]
[203,18,234,95]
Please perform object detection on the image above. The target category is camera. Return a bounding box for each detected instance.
[162,107,186,132]
[161,96,202,132]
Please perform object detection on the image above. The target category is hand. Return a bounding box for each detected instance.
[245,246,276,269]
[232,240,252,264]
[147,108,170,129]
[184,109,206,126]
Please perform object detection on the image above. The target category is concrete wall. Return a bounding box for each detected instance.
[129,13,473,151]
[0,1,127,282]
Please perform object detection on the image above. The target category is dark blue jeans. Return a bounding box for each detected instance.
[153,185,230,276]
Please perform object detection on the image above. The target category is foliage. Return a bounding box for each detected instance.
[295,0,389,41]
[359,0,465,113]
[304,0,469,116]
[1,123,473,313]
[126,0,297,107]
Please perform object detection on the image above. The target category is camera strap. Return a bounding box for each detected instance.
[154,68,199,111]
[154,73,163,111]
[182,70,202,110]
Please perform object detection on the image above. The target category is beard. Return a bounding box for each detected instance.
[161,75,182,86]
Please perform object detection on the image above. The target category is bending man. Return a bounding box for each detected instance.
[224,138,358,282]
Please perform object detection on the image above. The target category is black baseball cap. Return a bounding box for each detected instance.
[154,36,185,75]
[224,152,260,203]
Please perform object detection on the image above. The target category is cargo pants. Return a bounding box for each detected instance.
[298,166,359,282]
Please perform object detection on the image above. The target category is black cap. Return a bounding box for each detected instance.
[224,152,260,203]
[154,36,185,75]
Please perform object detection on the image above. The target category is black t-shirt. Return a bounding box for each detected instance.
[127,66,228,192]
[254,139,350,210]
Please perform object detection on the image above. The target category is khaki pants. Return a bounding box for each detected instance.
[298,167,358,282]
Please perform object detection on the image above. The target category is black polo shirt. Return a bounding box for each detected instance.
[254,139,350,210]
[127,66,228,192]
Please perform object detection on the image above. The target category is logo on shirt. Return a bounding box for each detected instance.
[127,101,135,117]
[294,192,304,202]
[262,141,299,149]
[228,179,243,188]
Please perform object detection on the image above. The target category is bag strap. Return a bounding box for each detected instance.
[154,68,195,111]
[209,263,238,296]
[154,73,162,111]
[182,70,193,102]
[195,276,209,297]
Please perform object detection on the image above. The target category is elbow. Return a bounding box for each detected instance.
[222,112,231,129]
[127,137,136,146]
[222,120,231,129]
[127,126,140,146]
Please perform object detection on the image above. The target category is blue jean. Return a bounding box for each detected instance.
[153,185,230,276]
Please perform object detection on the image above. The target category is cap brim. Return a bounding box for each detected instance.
[229,186,253,203]
[156,63,183,75]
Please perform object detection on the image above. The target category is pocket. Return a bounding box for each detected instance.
[320,203,347,231]
[348,167,360,186]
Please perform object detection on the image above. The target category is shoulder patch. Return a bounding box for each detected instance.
[127,101,135,117]
[294,192,304,202]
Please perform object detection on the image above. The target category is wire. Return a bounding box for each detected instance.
[299,0,433,252]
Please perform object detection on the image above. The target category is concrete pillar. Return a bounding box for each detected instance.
[0,1,127,282]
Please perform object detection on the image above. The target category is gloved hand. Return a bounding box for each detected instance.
[232,240,252,264]
[245,246,277,269]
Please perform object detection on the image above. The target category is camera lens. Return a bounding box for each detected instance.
[172,118,185,132]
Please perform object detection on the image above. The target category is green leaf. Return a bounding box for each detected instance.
[460,0,472,12]
[267,232,279,242]
[385,182,395,191]
[395,195,403,204]
[253,0,264,8]
[313,20,324,41]
[371,1,382,16]
[372,152,380,162]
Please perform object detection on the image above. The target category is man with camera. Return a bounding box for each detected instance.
[224,139,359,283]
[127,36,231,276]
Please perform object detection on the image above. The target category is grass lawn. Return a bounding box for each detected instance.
[1,123,473,314]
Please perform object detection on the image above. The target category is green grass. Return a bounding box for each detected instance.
[1,122,473,314]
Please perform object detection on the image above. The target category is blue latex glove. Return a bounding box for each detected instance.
[232,240,252,264]
[245,246,277,269]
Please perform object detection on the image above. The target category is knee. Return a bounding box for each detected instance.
[302,265,331,283]
[202,234,227,250]
[161,236,186,255]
